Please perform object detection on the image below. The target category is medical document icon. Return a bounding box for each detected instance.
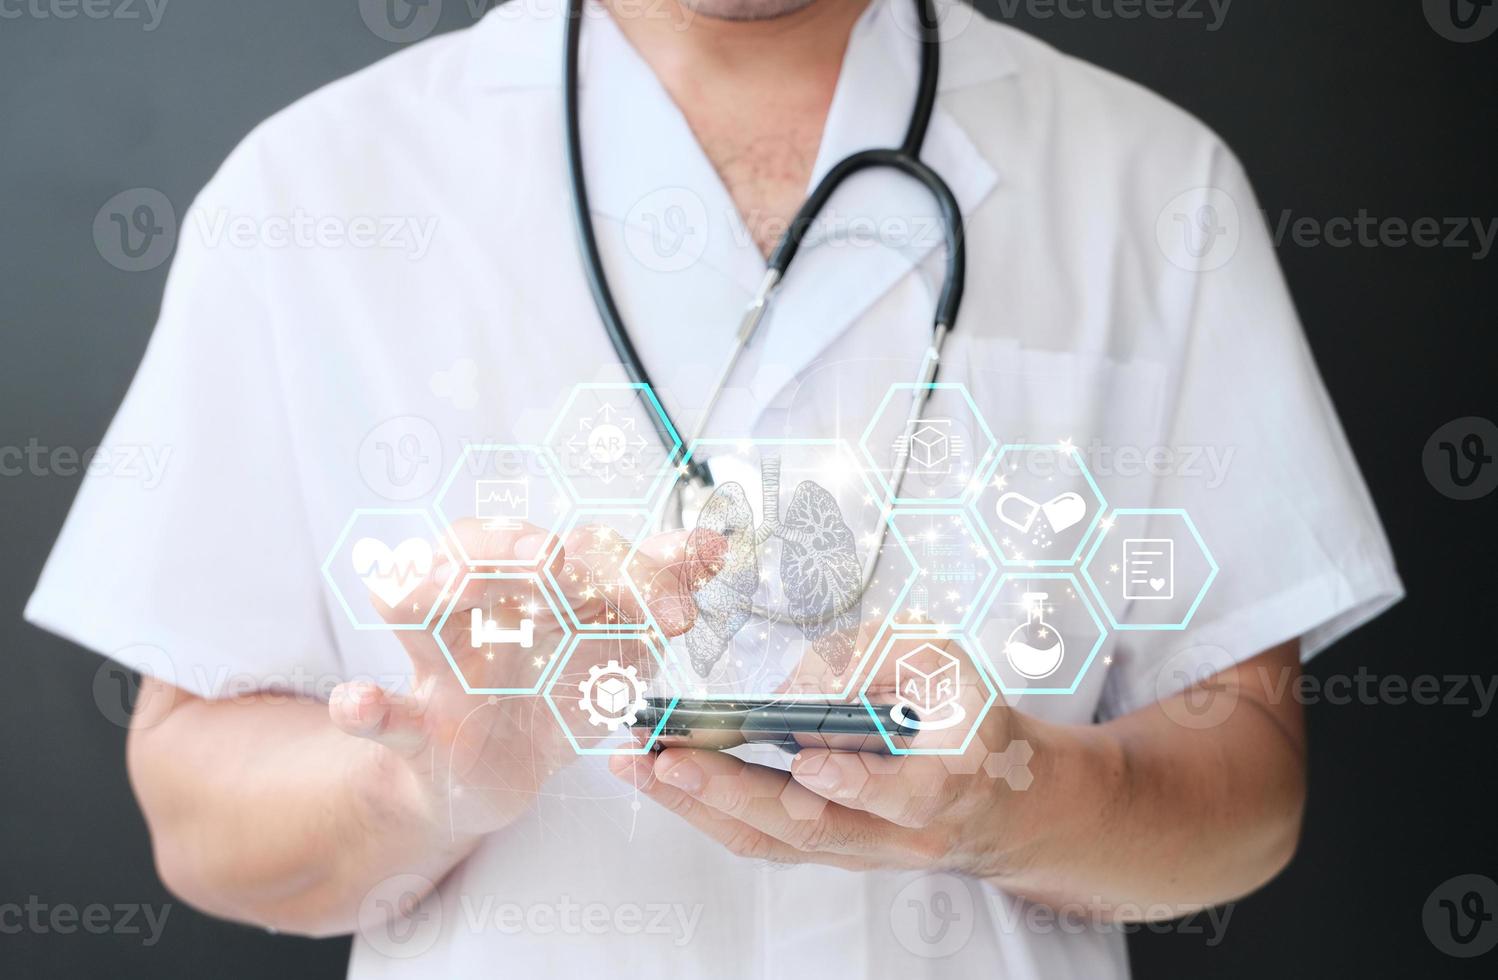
[475,479,529,531]
[1004,592,1065,680]
[470,608,535,649]
[893,418,964,475]
[891,643,965,732]
[1122,538,1174,601]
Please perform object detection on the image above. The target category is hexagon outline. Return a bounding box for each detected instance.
[969,571,1108,697]
[545,506,655,633]
[542,631,680,756]
[976,443,1109,569]
[885,506,1001,637]
[431,570,572,695]
[1080,508,1219,631]
[856,628,998,757]
[857,382,999,508]
[320,507,452,632]
[433,443,573,567]
[636,436,914,703]
[543,382,682,507]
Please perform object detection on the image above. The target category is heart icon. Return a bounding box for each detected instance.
[997,491,1088,536]
[1039,492,1087,535]
[352,537,433,607]
[1149,578,1167,593]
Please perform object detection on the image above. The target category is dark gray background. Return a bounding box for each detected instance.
[2,0,1495,977]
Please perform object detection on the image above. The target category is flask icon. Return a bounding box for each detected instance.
[1004,592,1065,680]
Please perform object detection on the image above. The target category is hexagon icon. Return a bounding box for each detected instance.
[322,508,455,631]
[972,443,1107,568]
[639,437,916,703]
[545,383,681,505]
[1081,509,1219,630]
[431,570,571,695]
[544,631,681,755]
[859,383,998,507]
[857,629,997,757]
[885,508,998,635]
[434,444,572,567]
[969,572,1107,697]
[548,508,655,631]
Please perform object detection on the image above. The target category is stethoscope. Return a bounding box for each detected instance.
[564,0,966,624]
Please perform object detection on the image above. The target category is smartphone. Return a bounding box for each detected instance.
[631,697,919,754]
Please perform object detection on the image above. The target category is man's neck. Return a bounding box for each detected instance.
[607,0,870,85]
[607,0,872,258]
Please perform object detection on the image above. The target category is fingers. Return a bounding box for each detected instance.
[788,750,962,828]
[329,681,429,758]
[626,748,939,865]
[606,753,869,871]
[628,528,728,637]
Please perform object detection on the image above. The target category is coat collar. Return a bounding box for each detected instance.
[464,0,1018,422]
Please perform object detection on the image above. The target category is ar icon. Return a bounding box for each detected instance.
[892,643,965,732]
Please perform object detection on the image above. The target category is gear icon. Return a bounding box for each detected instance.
[577,660,647,730]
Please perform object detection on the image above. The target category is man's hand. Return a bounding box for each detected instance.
[611,640,1307,919]
[328,519,701,840]
[609,637,1029,874]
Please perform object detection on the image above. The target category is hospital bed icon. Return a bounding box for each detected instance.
[470,608,535,649]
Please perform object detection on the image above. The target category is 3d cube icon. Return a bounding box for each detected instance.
[895,644,960,714]
[595,676,631,715]
[909,425,950,468]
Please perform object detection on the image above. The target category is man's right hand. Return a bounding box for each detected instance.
[326,519,704,841]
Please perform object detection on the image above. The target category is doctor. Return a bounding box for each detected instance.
[27,0,1402,977]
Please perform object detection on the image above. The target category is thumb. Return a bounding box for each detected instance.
[626,527,729,637]
[329,681,430,758]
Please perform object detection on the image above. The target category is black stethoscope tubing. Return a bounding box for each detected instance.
[563,0,966,490]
